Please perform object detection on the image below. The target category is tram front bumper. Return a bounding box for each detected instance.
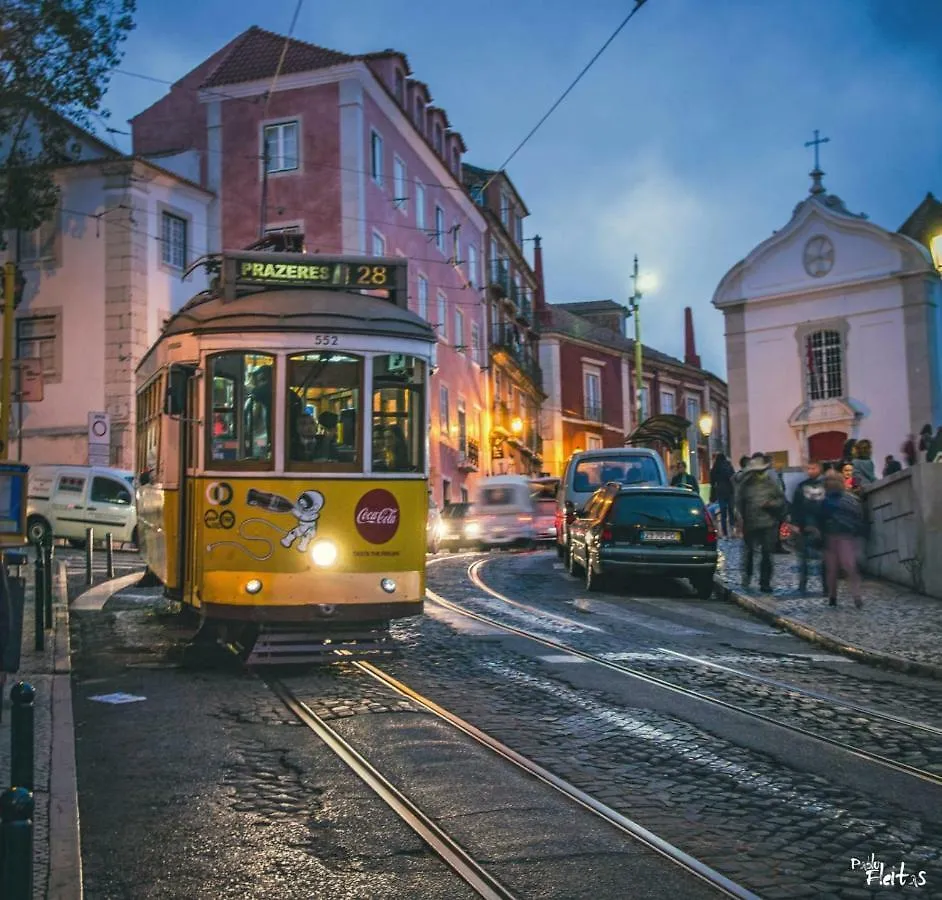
[199,569,424,622]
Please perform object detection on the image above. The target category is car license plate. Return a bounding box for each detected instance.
[641,530,682,543]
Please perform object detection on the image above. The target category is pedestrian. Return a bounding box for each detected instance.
[842,438,857,461]
[852,439,876,486]
[731,455,751,536]
[883,454,902,478]
[901,434,917,468]
[790,459,827,596]
[709,452,736,537]
[736,452,787,593]
[841,461,861,496]
[928,426,942,463]
[918,423,933,461]
[671,460,698,492]
[819,471,866,608]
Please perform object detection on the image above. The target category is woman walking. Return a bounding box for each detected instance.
[709,453,736,537]
[819,471,866,608]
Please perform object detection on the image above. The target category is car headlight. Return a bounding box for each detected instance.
[310,539,338,567]
[465,521,481,536]
[380,578,396,594]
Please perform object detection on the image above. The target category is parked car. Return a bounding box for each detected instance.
[26,464,138,547]
[438,502,473,551]
[567,484,718,598]
[427,494,443,553]
[530,477,559,544]
[464,476,537,549]
[555,448,668,558]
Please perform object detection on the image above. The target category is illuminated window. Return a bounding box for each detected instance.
[263,121,299,173]
[373,354,426,473]
[208,352,276,466]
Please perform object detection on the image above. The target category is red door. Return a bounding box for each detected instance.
[808,430,847,462]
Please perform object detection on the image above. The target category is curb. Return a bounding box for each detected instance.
[48,558,83,900]
[713,576,942,682]
[71,570,143,612]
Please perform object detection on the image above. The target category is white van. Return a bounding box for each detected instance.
[26,465,138,547]
[465,475,537,549]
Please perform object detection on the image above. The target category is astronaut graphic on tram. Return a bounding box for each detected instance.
[134,249,435,663]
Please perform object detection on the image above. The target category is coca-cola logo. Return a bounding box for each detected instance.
[354,489,400,544]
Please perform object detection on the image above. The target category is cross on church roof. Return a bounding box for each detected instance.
[804,129,830,195]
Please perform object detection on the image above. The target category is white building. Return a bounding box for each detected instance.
[712,165,941,467]
[2,121,212,467]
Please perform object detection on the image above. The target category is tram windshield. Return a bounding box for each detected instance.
[372,354,426,473]
[286,353,361,469]
[209,352,275,463]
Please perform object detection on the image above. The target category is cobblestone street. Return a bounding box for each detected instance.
[715,538,942,676]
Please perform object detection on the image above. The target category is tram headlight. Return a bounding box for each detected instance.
[310,539,338,568]
[245,578,263,595]
[380,578,396,594]
[464,521,481,537]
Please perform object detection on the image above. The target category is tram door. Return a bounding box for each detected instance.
[168,364,200,606]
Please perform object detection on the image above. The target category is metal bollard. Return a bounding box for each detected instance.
[105,532,114,580]
[84,528,94,586]
[32,555,44,652]
[42,539,53,630]
[0,787,34,899]
[10,683,34,791]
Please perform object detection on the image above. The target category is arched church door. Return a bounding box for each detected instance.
[808,430,846,462]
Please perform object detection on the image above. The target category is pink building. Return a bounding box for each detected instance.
[131,26,489,506]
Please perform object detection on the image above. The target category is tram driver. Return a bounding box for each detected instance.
[314,411,339,460]
[291,413,319,460]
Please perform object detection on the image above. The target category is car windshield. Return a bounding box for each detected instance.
[479,486,521,506]
[442,504,469,519]
[572,457,661,492]
[612,493,706,527]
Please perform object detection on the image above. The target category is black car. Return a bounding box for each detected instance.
[567,484,718,598]
[439,502,473,551]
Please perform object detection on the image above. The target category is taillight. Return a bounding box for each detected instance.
[705,509,717,545]
[601,526,613,544]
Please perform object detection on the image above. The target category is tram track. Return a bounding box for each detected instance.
[423,558,942,790]
[259,668,760,900]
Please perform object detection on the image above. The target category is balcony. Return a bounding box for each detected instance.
[488,263,509,297]
[458,438,480,472]
[584,404,603,422]
[515,292,532,324]
[491,325,543,390]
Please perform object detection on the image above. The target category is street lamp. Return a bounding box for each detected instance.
[698,412,713,437]
[627,257,657,430]
[931,234,942,272]
[510,416,523,435]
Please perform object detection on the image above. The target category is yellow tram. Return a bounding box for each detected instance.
[134,250,436,662]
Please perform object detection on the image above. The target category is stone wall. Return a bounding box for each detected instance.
[863,463,942,598]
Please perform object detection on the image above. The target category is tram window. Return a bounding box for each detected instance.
[372,354,426,473]
[286,352,362,470]
[208,352,275,465]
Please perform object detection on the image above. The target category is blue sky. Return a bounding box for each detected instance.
[98,0,942,377]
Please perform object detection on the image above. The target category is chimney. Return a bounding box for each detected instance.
[684,306,701,368]
[533,234,546,314]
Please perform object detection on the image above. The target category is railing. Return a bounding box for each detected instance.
[516,293,532,324]
[584,404,603,422]
[491,326,543,389]
[489,264,509,296]
[458,438,480,471]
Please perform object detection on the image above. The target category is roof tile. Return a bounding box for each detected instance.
[201,26,359,89]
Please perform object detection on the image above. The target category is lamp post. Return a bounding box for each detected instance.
[627,257,657,431]
[930,234,942,272]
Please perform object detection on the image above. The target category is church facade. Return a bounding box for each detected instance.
[713,166,941,468]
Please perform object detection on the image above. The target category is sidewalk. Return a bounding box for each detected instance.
[0,551,80,899]
[714,537,942,680]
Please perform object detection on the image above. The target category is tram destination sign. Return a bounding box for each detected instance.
[221,251,407,308]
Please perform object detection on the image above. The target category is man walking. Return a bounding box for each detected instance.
[736,452,786,593]
[671,460,698,492]
[790,459,827,596]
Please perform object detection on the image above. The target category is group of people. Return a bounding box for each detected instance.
[705,450,867,606]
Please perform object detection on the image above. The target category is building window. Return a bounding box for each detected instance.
[686,396,700,456]
[208,352,276,466]
[263,121,299,173]
[452,146,460,175]
[639,385,650,421]
[457,399,467,453]
[413,180,426,231]
[434,122,443,155]
[442,478,451,505]
[16,315,59,380]
[660,389,675,414]
[437,291,447,338]
[391,157,407,211]
[394,69,405,104]
[471,322,481,365]
[467,244,478,288]
[586,434,603,451]
[500,192,510,227]
[370,130,384,186]
[514,214,523,246]
[19,212,58,262]
[417,275,429,320]
[415,97,425,127]
[452,220,461,265]
[490,238,500,282]
[371,231,386,257]
[161,212,187,269]
[434,206,445,251]
[584,370,602,421]
[454,308,464,350]
[806,329,843,400]
[439,384,450,435]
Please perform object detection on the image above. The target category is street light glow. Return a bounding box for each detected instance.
[511,416,524,435]
[931,234,942,272]
[637,272,658,293]
[699,412,714,437]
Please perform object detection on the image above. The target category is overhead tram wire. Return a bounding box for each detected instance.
[260,0,306,237]
[478,0,650,196]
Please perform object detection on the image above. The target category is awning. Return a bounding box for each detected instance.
[624,413,691,450]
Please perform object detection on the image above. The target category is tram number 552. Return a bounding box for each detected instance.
[312,334,339,347]
[356,265,389,286]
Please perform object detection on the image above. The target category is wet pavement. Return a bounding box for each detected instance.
[715,538,942,677]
